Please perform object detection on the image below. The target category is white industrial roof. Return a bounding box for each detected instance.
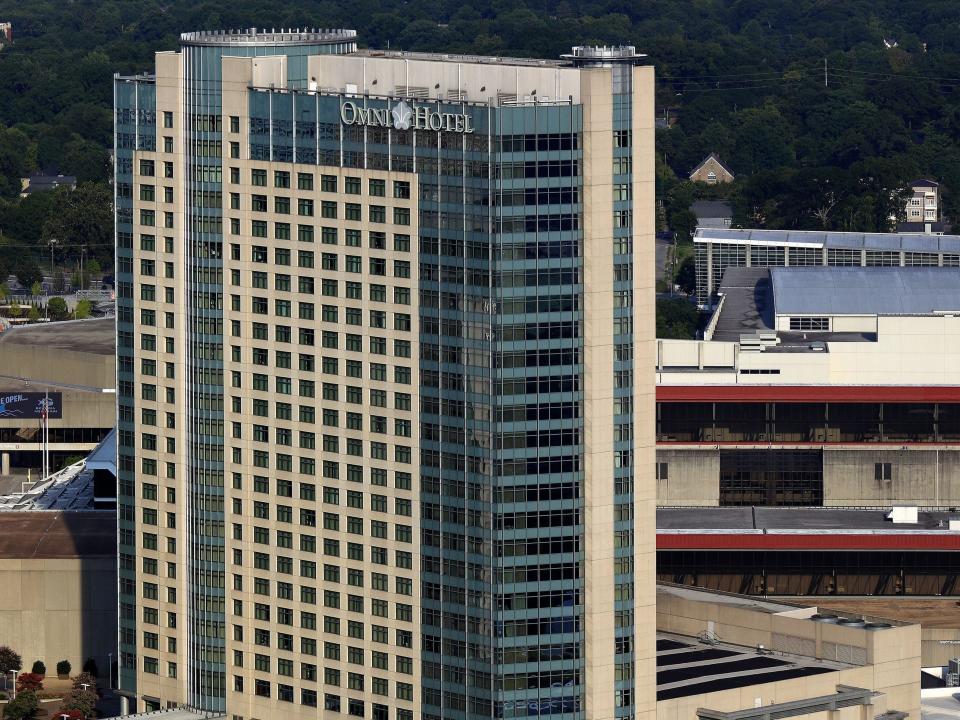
[695,227,960,254]
[0,429,114,511]
[771,267,960,317]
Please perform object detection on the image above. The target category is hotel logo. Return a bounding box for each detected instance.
[340,99,474,133]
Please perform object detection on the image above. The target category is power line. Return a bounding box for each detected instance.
[828,67,960,82]
[659,69,801,81]
[660,62,960,87]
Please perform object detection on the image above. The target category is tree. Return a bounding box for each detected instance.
[71,672,96,691]
[61,139,110,184]
[2,689,38,720]
[58,688,96,719]
[47,296,69,321]
[8,302,21,318]
[675,256,696,295]
[656,298,701,339]
[730,103,795,175]
[29,661,44,676]
[0,647,21,674]
[74,299,92,319]
[29,282,41,297]
[0,126,35,199]
[27,306,40,323]
[80,658,98,678]
[15,673,42,693]
[14,260,42,291]
[41,183,113,269]
[669,208,698,245]
[56,660,71,678]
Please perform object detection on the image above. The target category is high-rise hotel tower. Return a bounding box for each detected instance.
[115,29,655,720]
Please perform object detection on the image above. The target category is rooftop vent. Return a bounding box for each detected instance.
[887,506,918,524]
[810,613,839,624]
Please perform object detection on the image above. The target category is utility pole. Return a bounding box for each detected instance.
[47,238,56,320]
[0,375,113,479]
[43,389,49,481]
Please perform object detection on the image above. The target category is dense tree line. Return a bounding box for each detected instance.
[0,0,959,276]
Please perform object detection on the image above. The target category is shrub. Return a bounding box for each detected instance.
[15,673,42,693]
[80,658,98,678]
[0,647,21,675]
[2,689,38,720]
[46,296,69,321]
[71,672,96,692]
[55,660,71,677]
[74,299,92,319]
[59,688,96,718]
[29,661,44,676]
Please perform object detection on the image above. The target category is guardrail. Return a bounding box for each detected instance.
[1,290,113,304]
[698,685,876,720]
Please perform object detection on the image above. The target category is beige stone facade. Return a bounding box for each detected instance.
[0,511,116,680]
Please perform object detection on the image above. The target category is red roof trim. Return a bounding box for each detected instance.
[657,533,960,551]
[656,386,960,403]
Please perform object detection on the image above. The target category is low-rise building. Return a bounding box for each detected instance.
[18,173,77,197]
[896,179,948,234]
[657,506,960,665]
[655,584,918,720]
[656,266,960,508]
[693,227,960,305]
[905,179,939,224]
[0,317,115,476]
[692,200,733,229]
[0,432,117,684]
[689,153,735,185]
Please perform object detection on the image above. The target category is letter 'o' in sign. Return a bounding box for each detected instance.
[340,101,358,125]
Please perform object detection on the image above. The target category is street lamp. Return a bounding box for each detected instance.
[8,669,16,699]
[46,238,57,320]
[107,652,112,690]
[48,238,57,279]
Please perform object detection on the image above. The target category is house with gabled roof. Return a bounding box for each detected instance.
[689,152,734,185]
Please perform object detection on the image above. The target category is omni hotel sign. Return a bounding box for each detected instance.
[340,99,474,134]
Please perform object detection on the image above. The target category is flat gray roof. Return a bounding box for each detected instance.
[711,268,872,346]
[0,317,115,355]
[692,200,733,219]
[355,47,569,68]
[695,227,960,253]
[0,511,115,558]
[772,266,960,316]
[712,267,774,341]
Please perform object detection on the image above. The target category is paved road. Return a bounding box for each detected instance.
[655,238,672,284]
